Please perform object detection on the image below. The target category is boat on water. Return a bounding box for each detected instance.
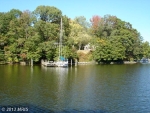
[55,17,68,67]
[55,60,68,67]
[42,60,68,67]
[42,60,56,67]
[42,18,68,67]
[140,58,150,64]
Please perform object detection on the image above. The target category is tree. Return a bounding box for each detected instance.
[90,15,101,36]
[91,15,143,62]
[33,5,62,23]
[34,20,59,41]
[93,37,125,63]
[0,49,5,61]
[0,9,22,62]
[69,20,91,50]
[4,10,37,62]
[23,33,41,61]
[0,6,146,64]
[33,6,66,61]
[62,15,71,44]
[142,41,150,58]
[74,16,90,29]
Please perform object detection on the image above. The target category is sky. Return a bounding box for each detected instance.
[0,0,150,42]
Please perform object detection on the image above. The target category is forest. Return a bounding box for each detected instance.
[0,5,150,64]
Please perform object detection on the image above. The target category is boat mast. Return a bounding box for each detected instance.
[59,18,62,60]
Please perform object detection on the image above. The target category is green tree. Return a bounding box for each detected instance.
[4,10,36,62]
[69,20,91,50]
[74,16,90,29]
[142,41,150,58]
[91,15,143,62]
[33,5,62,23]
[62,15,71,44]
[93,38,125,63]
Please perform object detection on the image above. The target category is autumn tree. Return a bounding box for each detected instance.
[90,15,101,36]
[91,15,143,63]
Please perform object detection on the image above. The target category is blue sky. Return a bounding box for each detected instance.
[0,0,150,42]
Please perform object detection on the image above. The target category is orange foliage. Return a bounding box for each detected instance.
[90,15,101,30]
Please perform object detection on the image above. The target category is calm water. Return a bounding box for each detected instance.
[0,64,150,113]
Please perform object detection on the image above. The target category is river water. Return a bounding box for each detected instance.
[0,64,150,113]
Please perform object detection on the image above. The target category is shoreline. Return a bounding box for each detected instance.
[1,61,149,66]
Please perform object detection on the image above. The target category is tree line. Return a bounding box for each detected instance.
[0,5,150,64]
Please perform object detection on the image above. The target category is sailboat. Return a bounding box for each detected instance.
[55,18,68,67]
[42,18,68,67]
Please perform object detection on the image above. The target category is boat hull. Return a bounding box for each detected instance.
[55,61,68,67]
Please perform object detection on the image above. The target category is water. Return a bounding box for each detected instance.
[0,64,150,113]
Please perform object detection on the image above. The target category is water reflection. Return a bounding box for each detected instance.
[54,67,69,110]
[29,66,33,84]
[0,64,150,112]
